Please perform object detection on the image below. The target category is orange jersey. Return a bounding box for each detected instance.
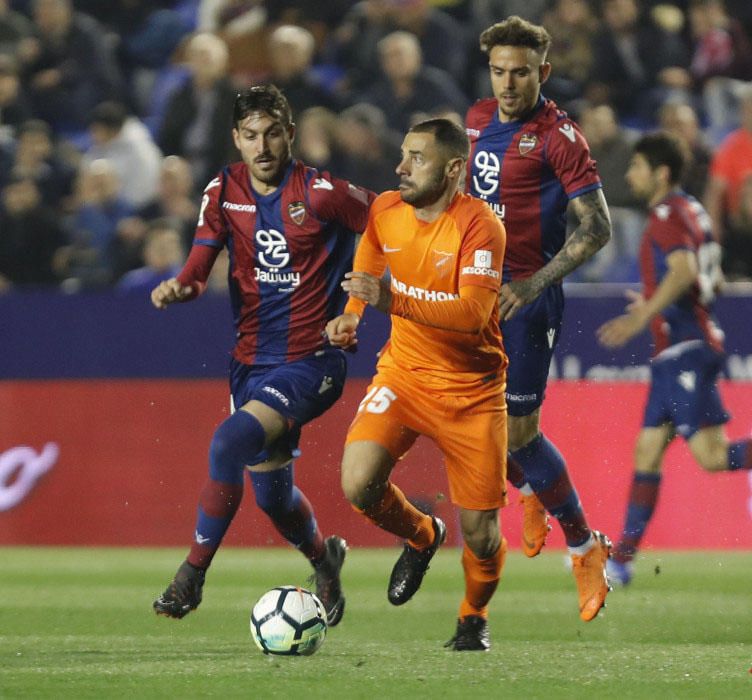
[346,190,507,393]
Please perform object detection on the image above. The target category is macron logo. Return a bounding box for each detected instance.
[195,531,210,545]
[262,386,290,406]
[222,202,256,213]
[312,178,334,191]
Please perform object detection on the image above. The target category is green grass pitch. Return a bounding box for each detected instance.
[2,547,751,699]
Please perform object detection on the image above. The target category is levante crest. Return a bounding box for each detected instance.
[518,134,538,155]
[288,201,306,225]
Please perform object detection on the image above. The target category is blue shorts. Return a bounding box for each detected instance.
[501,284,564,417]
[643,340,729,439]
[229,347,347,464]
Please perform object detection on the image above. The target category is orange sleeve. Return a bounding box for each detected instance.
[344,205,388,318]
[389,284,497,333]
[456,203,505,293]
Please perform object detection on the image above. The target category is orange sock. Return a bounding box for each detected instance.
[458,537,507,620]
[355,481,435,549]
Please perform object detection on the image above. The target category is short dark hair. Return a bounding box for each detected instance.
[633,131,687,185]
[409,118,469,161]
[233,84,293,128]
[479,16,551,58]
[89,101,127,130]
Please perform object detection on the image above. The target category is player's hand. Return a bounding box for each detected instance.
[498,278,542,321]
[151,278,192,309]
[325,313,359,349]
[623,288,646,314]
[596,313,647,348]
[341,271,392,313]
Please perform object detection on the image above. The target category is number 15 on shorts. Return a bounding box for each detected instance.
[358,386,398,414]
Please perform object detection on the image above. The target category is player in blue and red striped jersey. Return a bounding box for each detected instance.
[151,85,374,624]
[465,16,613,622]
[598,132,752,586]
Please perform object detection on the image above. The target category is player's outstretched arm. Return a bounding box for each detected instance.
[325,312,360,349]
[341,271,392,313]
[499,189,611,321]
[151,278,194,309]
[597,250,696,348]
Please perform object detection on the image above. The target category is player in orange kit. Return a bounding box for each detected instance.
[326,118,508,651]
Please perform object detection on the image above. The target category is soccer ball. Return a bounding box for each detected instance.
[250,586,328,656]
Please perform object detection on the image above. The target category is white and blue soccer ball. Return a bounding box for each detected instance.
[250,586,328,656]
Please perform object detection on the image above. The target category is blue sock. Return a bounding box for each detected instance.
[511,433,591,547]
[614,472,661,563]
[249,463,324,561]
[188,411,267,569]
[728,439,752,470]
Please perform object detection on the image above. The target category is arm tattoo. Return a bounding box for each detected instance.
[532,189,612,291]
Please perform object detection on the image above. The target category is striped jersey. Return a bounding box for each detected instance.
[187,160,373,365]
[640,191,724,356]
[465,96,601,281]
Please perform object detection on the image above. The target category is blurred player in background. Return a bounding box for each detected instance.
[465,16,613,621]
[151,85,374,624]
[598,132,752,585]
[327,118,508,651]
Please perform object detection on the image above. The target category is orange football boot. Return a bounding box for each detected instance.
[571,531,613,621]
[520,493,551,557]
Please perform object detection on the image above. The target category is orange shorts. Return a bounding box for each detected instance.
[345,369,508,510]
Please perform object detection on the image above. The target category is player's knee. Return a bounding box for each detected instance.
[341,467,371,508]
[461,516,500,559]
[697,450,727,472]
[209,411,266,478]
[340,462,386,509]
[463,529,501,560]
[507,414,540,452]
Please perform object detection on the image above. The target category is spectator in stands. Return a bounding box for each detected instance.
[659,101,712,199]
[6,119,75,209]
[576,103,642,282]
[117,218,185,293]
[109,1,192,115]
[686,0,752,135]
[0,176,66,289]
[58,158,134,288]
[82,101,163,210]
[333,102,401,193]
[541,0,601,111]
[157,31,237,192]
[0,0,34,60]
[579,103,638,210]
[360,30,468,134]
[23,0,123,133]
[723,173,752,280]
[266,24,338,114]
[331,0,468,97]
[705,84,752,241]
[588,0,690,122]
[294,105,342,172]
[0,54,31,137]
[137,154,199,248]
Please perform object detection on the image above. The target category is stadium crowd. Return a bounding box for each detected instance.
[1,0,752,292]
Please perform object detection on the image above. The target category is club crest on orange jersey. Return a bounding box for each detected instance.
[432,249,454,278]
[518,134,538,155]
[288,201,306,225]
